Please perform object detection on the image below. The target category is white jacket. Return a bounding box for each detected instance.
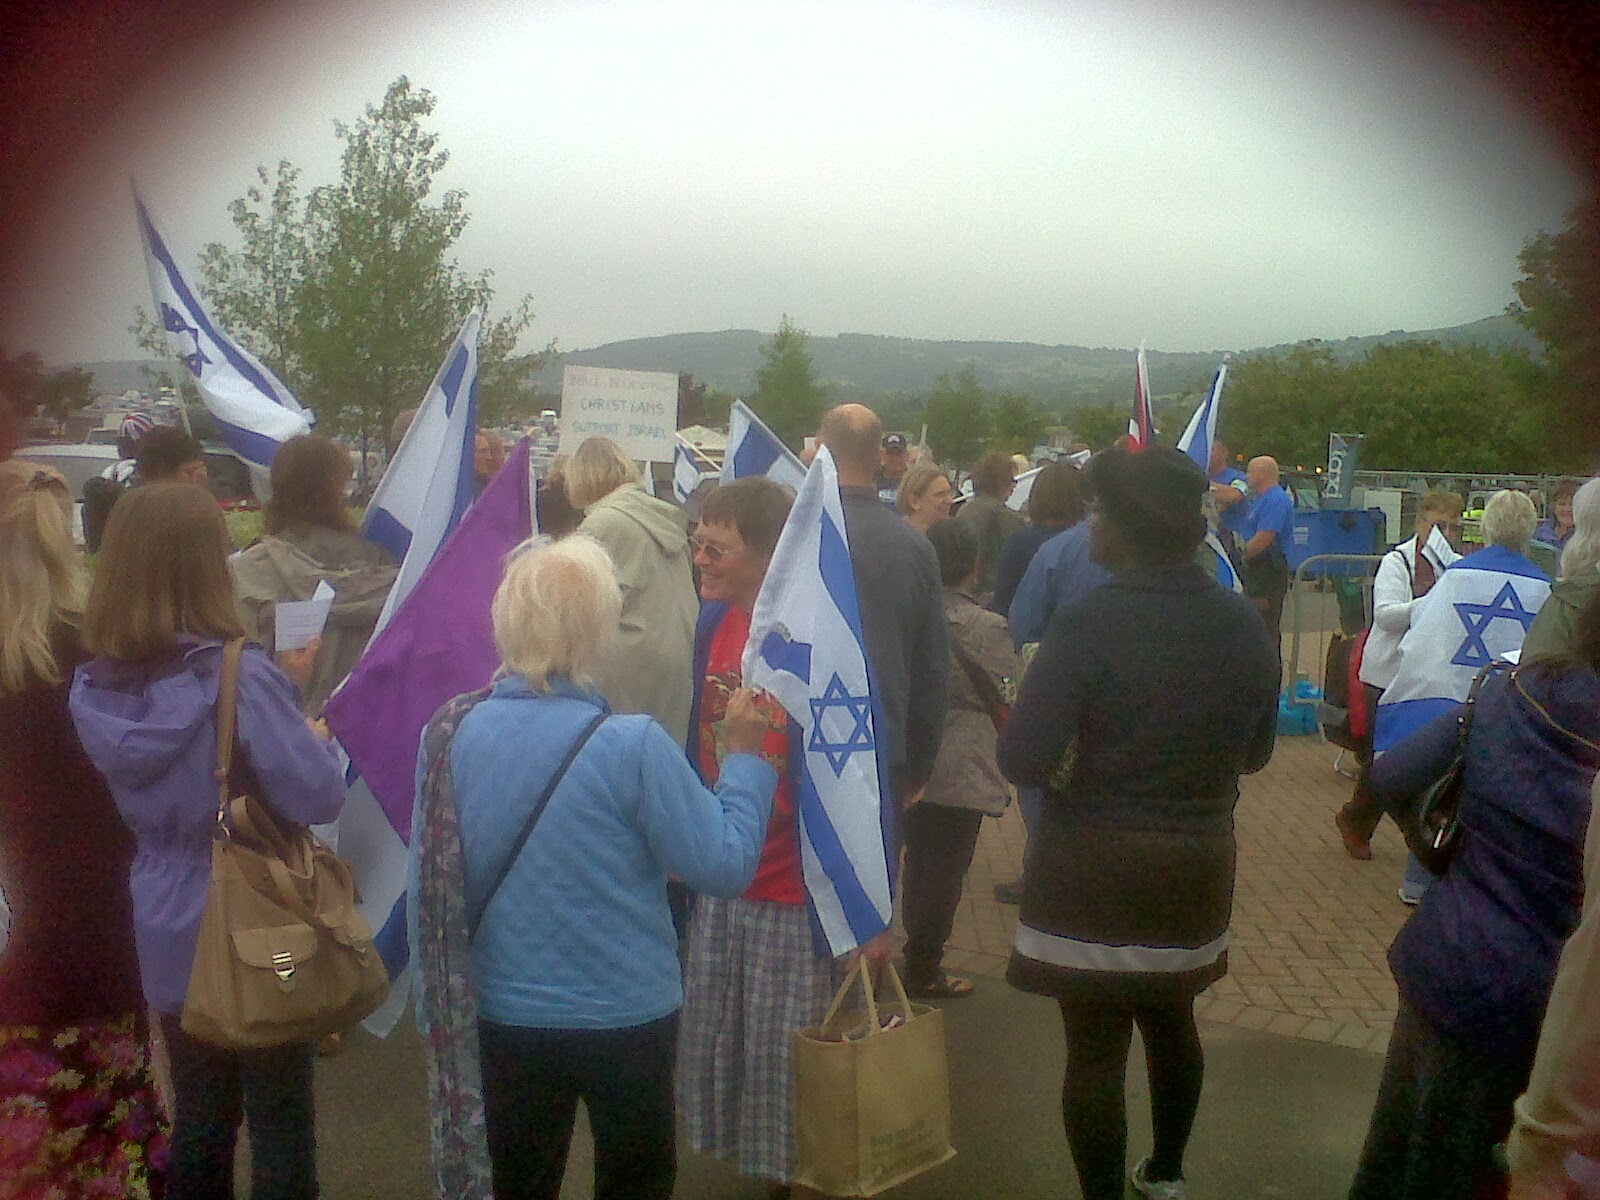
[1359,527,1460,691]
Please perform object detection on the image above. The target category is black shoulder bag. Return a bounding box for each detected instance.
[466,711,605,941]
[1402,664,1497,876]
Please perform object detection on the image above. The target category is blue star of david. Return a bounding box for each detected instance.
[160,303,211,377]
[1452,581,1537,668]
[808,673,875,777]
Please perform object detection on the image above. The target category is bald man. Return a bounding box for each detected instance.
[1238,455,1295,677]
[818,403,951,963]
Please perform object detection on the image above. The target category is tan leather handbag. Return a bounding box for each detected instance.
[181,639,390,1049]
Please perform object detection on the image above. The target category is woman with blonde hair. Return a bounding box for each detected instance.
[566,435,698,743]
[896,462,954,533]
[410,534,776,1199]
[69,482,347,1200]
[0,460,168,1198]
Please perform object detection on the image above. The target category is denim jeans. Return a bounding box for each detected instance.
[158,1014,317,1200]
[1018,787,1045,870]
[1400,854,1438,903]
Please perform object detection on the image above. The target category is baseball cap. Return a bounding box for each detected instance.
[883,433,908,452]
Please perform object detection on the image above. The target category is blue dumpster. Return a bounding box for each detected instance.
[1287,507,1385,575]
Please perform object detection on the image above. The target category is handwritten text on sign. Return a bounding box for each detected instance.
[559,365,679,463]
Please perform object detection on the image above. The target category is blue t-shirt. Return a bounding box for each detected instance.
[1241,484,1295,561]
[1211,467,1251,534]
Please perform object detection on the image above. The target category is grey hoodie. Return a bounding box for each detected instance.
[69,639,346,1012]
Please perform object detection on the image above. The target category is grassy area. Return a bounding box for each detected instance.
[225,509,264,547]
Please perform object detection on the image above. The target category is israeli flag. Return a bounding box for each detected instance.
[335,311,481,1034]
[1375,546,1550,752]
[363,311,482,629]
[1203,531,1242,593]
[1177,361,1229,472]
[723,400,807,492]
[673,439,705,504]
[743,446,893,955]
[135,194,311,484]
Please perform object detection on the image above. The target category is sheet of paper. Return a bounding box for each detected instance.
[275,579,335,652]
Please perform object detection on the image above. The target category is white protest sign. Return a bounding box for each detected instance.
[559,365,679,463]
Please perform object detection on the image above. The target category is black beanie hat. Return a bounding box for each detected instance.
[1083,445,1208,554]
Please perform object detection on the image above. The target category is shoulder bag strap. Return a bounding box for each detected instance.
[950,639,1007,723]
[466,710,607,942]
[213,638,246,832]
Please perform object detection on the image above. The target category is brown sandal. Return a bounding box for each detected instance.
[905,974,974,1000]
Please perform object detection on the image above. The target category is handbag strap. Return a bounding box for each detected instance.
[466,710,606,942]
[214,638,246,830]
[950,639,1006,723]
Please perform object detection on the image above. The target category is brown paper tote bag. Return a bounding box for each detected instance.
[793,961,957,1197]
[181,639,390,1050]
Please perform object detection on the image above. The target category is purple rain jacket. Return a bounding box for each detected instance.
[70,637,345,1013]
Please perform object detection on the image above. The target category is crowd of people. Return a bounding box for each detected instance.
[3,384,1598,1200]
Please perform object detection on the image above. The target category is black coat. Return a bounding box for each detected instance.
[999,562,1278,1001]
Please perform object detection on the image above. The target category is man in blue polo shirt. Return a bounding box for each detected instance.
[1239,455,1295,679]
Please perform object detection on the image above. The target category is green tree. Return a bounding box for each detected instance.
[1221,340,1549,473]
[987,391,1048,456]
[1510,197,1600,464]
[36,367,94,424]
[922,364,990,468]
[750,315,828,448]
[199,161,309,389]
[1066,404,1126,451]
[0,348,44,418]
[143,78,548,449]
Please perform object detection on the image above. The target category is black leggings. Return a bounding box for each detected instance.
[1057,997,1205,1200]
[479,1013,678,1200]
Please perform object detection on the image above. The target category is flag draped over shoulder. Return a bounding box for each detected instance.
[1177,361,1228,472]
[743,446,893,955]
[723,400,807,492]
[1374,546,1550,752]
[1127,344,1155,451]
[135,194,311,479]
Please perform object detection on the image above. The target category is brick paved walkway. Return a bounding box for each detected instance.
[934,733,1410,1054]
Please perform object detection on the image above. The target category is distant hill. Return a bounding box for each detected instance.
[520,314,1541,408]
[70,313,1541,413]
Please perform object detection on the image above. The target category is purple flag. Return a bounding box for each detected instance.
[326,438,533,839]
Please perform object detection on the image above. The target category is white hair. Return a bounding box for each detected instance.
[1480,489,1537,553]
[491,534,621,690]
[1560,477,1600,580]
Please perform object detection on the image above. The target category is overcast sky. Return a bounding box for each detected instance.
[0,0,1584,367]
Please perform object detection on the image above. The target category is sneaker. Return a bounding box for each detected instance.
[1397,886,1422,907]
[993,878,1024,905]
[1131,1157,1187,1200]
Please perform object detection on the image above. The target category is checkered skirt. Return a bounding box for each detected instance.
[677,895,838,1183]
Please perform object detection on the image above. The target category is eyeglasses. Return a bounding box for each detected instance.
[690,533,737,563]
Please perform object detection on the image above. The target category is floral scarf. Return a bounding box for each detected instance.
[414,686,495,1200]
